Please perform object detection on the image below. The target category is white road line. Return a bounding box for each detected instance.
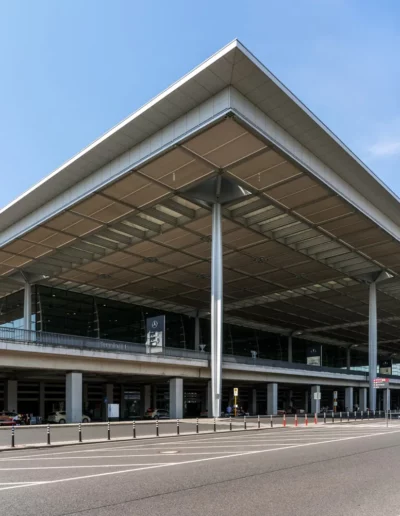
[0,427,399,492]
[0,464,167,470]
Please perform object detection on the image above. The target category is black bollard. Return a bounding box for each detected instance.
[47,424,51,446]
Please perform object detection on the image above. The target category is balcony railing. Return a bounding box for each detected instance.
[0,326,372,378]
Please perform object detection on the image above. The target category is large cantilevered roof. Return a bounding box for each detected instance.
[1,40,400,353]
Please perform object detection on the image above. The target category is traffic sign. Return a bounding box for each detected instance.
[233,387,239,397]
[313,392,321,400]
[373,378,389,389]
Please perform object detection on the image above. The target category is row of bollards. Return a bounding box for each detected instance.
[7,410,388,447]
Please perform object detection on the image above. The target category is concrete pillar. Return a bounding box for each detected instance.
[83,382,89,412]
[369,282,377,411]
[359,388,368,411]
[383,389,391,413]
[267,383,278,415]
[311,385,321,414]
[206,380,212,417]
[23,282,32,331]
[6,380,18,411]
[288,336,293,363]
[250,388,257,415]
[143,385,151,413]
[152,385,157,408]
[346,347,351,370]
[345,387,354,412]
[66,372,82,423]
[304,391,309,413]
[39,381,45,419]
[106,383,114,405]
[169,378,183,419]
[194,313,200,351]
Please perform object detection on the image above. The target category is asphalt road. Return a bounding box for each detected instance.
[1,420,400,515]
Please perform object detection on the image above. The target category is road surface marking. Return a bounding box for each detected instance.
[0,427,399,492]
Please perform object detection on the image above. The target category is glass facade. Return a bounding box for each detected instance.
[0,284,373,369]
[0,289,35,330]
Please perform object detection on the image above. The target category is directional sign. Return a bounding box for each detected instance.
[233,387,239,397]
[373,378,389,389]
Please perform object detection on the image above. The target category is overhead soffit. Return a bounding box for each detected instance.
[2,118,400,352]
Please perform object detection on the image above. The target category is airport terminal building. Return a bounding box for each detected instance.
[1,40,400,422]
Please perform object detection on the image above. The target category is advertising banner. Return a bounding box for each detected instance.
[306,344,322,366]
[146,315,165,354]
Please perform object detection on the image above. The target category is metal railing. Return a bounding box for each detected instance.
[0,326,395,378]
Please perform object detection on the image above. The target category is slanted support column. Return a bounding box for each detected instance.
[23,282,32,331]
[169,378,183,419]
[6,380,18,412]
[66,372,82,423]
[288,336,293,363]
[359,388,368,412]
[304,391,309,413]
[211,202,223,418]
[345,387,354,412]
[346,347,351,370]
[369,282,377,411]
[267,383,278,415]
[311,385,321,414]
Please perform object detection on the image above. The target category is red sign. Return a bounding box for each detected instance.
[373,378,389,389]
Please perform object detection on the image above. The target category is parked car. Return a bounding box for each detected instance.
[143,409,169,420]
[0,411,22,426]
[47,411,91,424]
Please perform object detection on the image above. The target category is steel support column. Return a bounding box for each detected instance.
[369,282,377,411]
[288,336,293,363]
[211,203,223,418]
[23,282,32,331]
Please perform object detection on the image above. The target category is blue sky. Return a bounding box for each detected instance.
[1,0,399,209]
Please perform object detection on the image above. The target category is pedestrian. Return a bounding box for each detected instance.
[226,405,232,416]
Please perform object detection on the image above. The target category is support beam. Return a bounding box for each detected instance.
[304,391,309,413]
[369,282,377,411]
[311,385,321,414]
[211,202,223,418]
[169,378,183,419]
[345,387,354,412]
[359,388,368,412]
[6,380,18,412]
[23,282,32,331]
[267,383,278,415]
[288,336,293,363]
[66,372,82,423]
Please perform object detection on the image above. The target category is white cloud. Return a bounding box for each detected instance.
[369,140,400,157]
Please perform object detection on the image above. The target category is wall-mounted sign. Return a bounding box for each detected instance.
[146,315,165,354]
[379,359,392,376]
[107,404,120,419]
[307,345,322,366]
